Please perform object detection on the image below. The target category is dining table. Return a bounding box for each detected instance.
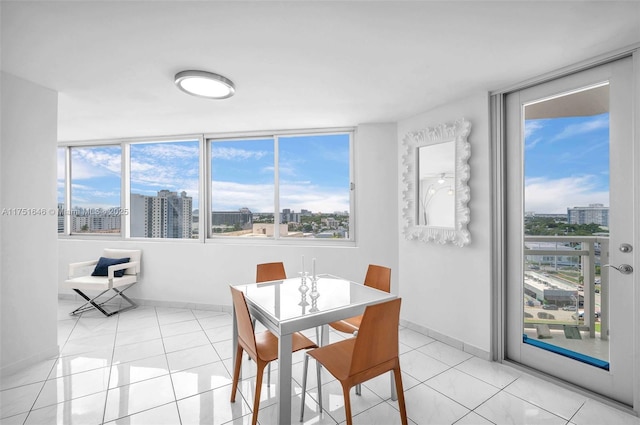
[231,273,398,425]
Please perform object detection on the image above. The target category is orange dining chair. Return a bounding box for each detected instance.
[300,298,407,425]
[256,261,286,283]
[326,264,391,395]
[230,286,317,425]
[328,264,391,334]
[254,262,288,385]
[257,261,321,348]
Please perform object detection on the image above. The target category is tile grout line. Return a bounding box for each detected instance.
[21,310,82,424]
[100,310,121,425]
[499,377,581,423]
[157,306,184,425]
[13,302,631,425]
[567,400,588,424]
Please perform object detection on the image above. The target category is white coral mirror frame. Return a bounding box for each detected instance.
[401,118,471,246]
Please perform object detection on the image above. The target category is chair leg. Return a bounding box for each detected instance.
[252,361,266,425]
[230,345,243,402]
[393,365,408,425]
[300,354,309,422]
[342,384,353,425]
[70,288,113,316]
[353,330,361,396]
[70,286,138,317]
[249,319,256,362]
[267,363,271,386]
[316,358,323,414]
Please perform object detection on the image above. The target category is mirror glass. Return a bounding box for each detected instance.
[402,118,471,246]
[418,142,455,227]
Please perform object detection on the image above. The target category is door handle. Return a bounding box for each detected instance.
[602,264,633,275]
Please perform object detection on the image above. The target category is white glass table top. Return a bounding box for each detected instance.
[237,274,393,325]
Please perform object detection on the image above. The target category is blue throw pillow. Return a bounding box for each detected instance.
[91,257,131,278]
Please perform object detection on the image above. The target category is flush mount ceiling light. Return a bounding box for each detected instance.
[174,70,235,99]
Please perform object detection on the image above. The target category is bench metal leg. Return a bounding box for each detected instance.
[69,284,138,317]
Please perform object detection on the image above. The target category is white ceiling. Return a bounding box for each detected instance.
[2,1,639,142]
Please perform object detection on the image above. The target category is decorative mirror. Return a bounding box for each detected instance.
[401,118,471,246]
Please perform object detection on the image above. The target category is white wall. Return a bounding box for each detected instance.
[1,72,59,375]
[397,92,492,357]
[58,123,400,308]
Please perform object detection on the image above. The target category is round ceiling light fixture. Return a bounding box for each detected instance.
[174,70,235,99]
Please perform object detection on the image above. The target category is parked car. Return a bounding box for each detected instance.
[572,311,601,320]
[542,304,558,310]
[562,305,577,311]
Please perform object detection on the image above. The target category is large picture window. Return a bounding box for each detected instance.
[70,146,122,234]
[57,147,66,234]
[210,138,275,237]
[130,140,199,239]
[208,132,352,240]
[58,129,353,242]
[278,133,351,239]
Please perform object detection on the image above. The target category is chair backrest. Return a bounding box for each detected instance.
[350,298,401,375]
[363,264,391,293]
[103,249,141,275]
[256,262,286,283]
[230,286,258,358]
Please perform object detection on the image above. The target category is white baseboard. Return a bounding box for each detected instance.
[399,319,491,360]
[58,293,232,314]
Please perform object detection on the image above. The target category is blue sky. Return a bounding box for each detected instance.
[60,134,350,213]
[524,113,610,214]
[212,134,350,213]
[59,123,606,216]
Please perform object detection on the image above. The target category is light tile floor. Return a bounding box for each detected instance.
[1,299,640,425]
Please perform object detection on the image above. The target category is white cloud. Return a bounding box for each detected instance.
[71,147,121,180]
[133,142,199,160]
[129,142,200,207]
[212,146,268,161]
[524,121,543,139]
[70,186,120,208]
[277,181,349,213]
[550,115,608,142]
[211,180,349,213]
[525,137,543,150]
[212,181,274,212]
[525,175,608,214]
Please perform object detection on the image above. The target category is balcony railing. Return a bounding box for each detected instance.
[524,235,609,341]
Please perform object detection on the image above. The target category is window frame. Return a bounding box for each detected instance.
[58,128,355,245]
[65,142,124,237]
[126,137,203,241]
[205,128,355,244]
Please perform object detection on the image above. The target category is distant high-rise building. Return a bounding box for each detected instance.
[57,203,64,233]
[131,190,193,238]
[567,204,609,226]
[280,208,300,223]
[70,207,121,233]
[211,207,253,229]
